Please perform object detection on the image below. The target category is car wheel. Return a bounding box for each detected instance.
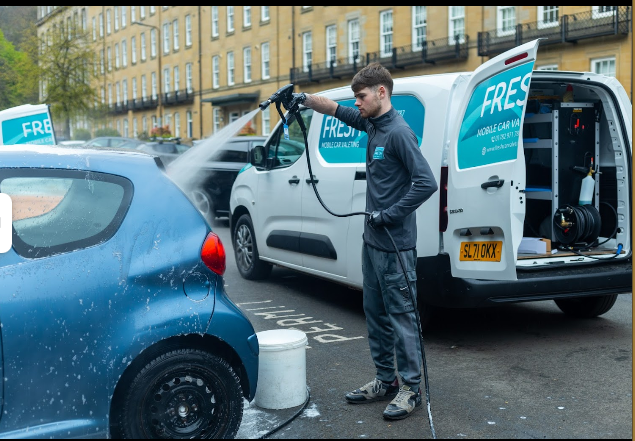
[233,214,272,280]
[116,349,243,439]
[190,189,214,223]
[554,294,619,318]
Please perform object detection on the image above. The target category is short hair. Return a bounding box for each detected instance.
[351,62,393,98]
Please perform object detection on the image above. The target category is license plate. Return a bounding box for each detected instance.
[460,241,502,262]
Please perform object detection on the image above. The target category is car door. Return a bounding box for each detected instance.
[253,111,312,268]
[444,39,540,280]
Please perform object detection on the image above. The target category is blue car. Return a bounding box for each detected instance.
[0,145,259,439]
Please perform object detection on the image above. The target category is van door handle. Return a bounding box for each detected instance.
[306,175,319,184]
[288,176,300,184]
[481,179,505,189]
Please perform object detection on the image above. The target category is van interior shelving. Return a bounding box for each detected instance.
[518,78,630,265]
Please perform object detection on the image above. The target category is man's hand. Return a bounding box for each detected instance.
[366,211,387,230]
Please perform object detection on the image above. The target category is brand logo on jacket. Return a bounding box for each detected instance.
[373,147,385,160]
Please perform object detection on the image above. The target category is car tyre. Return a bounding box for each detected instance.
[554,294,619,318]
[233,214,272,280]
[115,349,243,439]
[190,189,214,224]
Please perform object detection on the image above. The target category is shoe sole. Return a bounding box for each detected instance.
[345,394,398,404]
[382,402,422,420]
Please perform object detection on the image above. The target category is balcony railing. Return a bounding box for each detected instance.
[478,6,631,57]
[290,35,469,85]
[163,88,195,106]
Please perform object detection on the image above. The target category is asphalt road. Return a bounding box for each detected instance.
[211,220,633,439]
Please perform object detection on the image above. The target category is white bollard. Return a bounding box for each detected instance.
[254,329,308,410]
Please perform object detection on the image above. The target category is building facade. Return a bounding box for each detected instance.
[36,6,632,142]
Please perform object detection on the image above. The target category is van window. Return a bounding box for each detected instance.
[318,94,425,164]
[267,108,314,168]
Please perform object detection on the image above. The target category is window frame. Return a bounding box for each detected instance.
[379,9,393,58]
[496,6,516,37]
[537,6,559,30]
[326,25,337,66]
[412,6,427,50]
[591,56,616,77]
[448,6,466,44]
[261,42,270,79]
[227,51,235,86]
[243,46,252,83]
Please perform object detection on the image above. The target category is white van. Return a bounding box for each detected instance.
[229,40,632,325]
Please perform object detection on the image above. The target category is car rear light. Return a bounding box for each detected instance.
[439,166,448,232]
[201,232,226,276]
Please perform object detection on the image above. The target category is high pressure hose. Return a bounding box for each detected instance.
[260,88,437,439]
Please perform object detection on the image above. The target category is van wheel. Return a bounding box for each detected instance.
[554,294,618,318]
[233,214,272,280]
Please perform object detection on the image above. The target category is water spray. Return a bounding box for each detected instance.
[260,84,437,439]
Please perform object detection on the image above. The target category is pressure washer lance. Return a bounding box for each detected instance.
[260,85,437,439]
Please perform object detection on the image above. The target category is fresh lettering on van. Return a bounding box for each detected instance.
[457,61,535,169]
[480,72,531,117]
[2,113,55,145]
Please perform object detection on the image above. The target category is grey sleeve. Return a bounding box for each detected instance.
[382,129,438,224]
[334,105,368,133]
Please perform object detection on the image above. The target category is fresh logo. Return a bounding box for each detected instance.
[373,147,385,160]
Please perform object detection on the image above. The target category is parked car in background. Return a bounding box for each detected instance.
[0,145,259,439]
[136,139,191,166]
[57,140,87,146]
[178,136,267,222]
[83,136,143,148]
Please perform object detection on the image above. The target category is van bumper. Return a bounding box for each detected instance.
[417,255,632,308]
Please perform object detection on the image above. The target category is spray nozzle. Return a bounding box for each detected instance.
[259,84,295,111]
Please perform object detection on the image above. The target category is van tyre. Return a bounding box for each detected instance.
[233,214,272,280]
[554,294,619,318]
[114,349,243,439]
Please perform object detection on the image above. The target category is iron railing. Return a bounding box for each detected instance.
[163,88,195,106]
[478,6,631,57]
[290,35,469,85]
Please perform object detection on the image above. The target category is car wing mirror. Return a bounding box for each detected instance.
[250,145,267,168]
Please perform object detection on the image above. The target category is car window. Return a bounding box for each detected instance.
[210,141,249,163]
[0,170,133,258]
[175,144,190,154]
[153,143,178,154]
[110,138,127,147]
[266,109,313,168]
[87,138,110,147]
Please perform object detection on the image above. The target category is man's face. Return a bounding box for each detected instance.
[354,86,383,119]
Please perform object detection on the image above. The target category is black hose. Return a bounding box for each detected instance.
[258,387,311,439]
[296,110,437,439]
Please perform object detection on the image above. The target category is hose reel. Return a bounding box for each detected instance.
[553,204,602,247]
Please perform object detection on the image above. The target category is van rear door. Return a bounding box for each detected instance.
[445,39,540,280]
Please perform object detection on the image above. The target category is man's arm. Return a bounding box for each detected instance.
[303,94,338,116]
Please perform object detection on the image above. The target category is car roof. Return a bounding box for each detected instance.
[0,145,159,171]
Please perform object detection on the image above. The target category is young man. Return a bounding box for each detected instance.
[294,63,438,420]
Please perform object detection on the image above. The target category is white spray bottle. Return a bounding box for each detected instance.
[578,158,595,205]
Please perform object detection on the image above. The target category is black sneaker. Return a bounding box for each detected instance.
[382,385,422,420]
[345,378,399,404]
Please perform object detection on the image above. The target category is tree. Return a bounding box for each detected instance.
[0,6,37,53]
[35,22,100,140]
[0,28,38,110]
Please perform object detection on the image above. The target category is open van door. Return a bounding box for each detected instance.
[445,39,540,280]
[0,104,57,146]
